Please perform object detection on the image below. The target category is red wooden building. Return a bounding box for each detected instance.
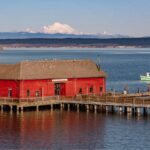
[0,59,106,99]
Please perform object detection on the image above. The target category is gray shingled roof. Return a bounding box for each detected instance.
[0,59,106,80]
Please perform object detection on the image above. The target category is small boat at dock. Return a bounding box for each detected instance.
[140,72,150,81]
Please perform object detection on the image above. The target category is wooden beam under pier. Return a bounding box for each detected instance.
[0,92,150,115]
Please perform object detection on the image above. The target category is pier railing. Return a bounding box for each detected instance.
[0,92,150,106]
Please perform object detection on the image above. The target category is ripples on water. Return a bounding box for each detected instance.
[0,48,150,149]
[0,111,150,150]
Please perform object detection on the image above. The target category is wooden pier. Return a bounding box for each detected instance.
[1,92,150,116]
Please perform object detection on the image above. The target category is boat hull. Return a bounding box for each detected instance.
[140,75,150,81]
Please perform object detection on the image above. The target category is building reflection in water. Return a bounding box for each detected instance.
[0,110,106,149]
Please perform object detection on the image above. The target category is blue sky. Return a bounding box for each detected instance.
[0,0,150,36]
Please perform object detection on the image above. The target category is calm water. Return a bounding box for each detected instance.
[0,48,150,150]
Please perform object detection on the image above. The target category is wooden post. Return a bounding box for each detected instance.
[77,104,79,112]
[51,104,53,110]
[1,105,3,112]
[36,105,39,111]
[94,105,97,113]
[20,107,23,112]
[119,106,123,112]
[106,106,109,112]
[68,104,70,111]
[60,104,63,110]
[127,107,132,114]
[17,106,19,112]
[136,107,141,116]
[86,104,89,112]
[10,105,13,112]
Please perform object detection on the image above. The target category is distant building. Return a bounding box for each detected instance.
[0,59,106,99]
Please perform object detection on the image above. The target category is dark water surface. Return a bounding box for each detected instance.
[0,48,150,149]
[0,111,150,150]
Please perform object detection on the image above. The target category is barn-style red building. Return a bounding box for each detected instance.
[0,59,106,99]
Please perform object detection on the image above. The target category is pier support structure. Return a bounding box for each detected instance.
[20,107,23,112]
[10,105,13,112]
[67,104,70,111]
[36,105,39,111]
[119,106,123,112]
[60,103,64,110]
[94,105,97,113]
[76,104,79,112]
[127,107,132,114]
[1,105,3,112]
[136,107,141,116]
[86,105,89,112]
[105,106,109,112]
[51,104,53,110]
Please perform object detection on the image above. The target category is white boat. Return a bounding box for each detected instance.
[140,72,150,81]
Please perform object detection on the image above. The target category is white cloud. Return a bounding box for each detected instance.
[41,22,80,34]
[23,28,36,33]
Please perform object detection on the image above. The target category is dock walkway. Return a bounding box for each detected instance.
[1,92,150,115]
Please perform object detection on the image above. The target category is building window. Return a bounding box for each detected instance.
[8,89,12,97]
[79,88,82,94]
[35,91,40,97]
[55,83,61,95]
[27,89,30,97]
[100,86,103,92]
[89,86,93,93]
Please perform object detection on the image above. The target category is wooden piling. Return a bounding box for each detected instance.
[51,104,53,110]
[76,104,79,112]
[105,106,109,112]
[0,92,150,116]
[94,105,97,113]
[136,107,141,116]
[86,104,89,112]
[127,107,132,113]
[10,105,13,112]
[1,105,3,112]
[20,107,23,112]
[119,106,123,112]
[68,104,70,111]
[36,105,39,111]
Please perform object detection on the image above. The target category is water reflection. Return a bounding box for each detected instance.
[0,110,150,149]
[0,111,106,149]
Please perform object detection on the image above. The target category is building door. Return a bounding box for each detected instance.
[55,83,66,96]
[100,86,103,96]
[60,83,66,95]
[8,89,12,97]
[55,83,60,95]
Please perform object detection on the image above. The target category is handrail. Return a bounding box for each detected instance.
[0,93,150,106]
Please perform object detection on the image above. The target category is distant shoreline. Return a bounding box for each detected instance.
[0,37,150,49]
[0,45,139,49]
[0,45,149,50]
